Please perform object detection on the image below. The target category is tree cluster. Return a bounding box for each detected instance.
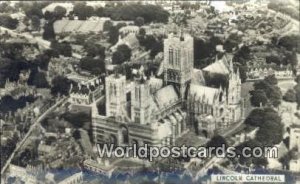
[233,45,252,83]
[206,135,228,156]
[50,41,72,57]
[235,139,268,167]
[0,15,18,29]
[283,89,297,103]
[0,42,58,87]
[250,75,282,107]
[101,4,169,23]
[245,107,283,146]
[72,3,94,20]
[134,17,145,27]
[83,40,105,58]
[236,107,283,167]
[107,25,119,45]
[50,75,72,96]
[79,56,105,75]
[0,95,36,114]
[193,36,224,69]
[137,34,164,59]
[27,68,49,88]
[278,35,300,53]
[112,44,132,65]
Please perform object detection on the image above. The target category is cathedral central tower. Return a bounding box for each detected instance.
[163,32,194,100]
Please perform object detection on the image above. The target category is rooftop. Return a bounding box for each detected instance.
[154,85,178,109]
[189,84,221,105]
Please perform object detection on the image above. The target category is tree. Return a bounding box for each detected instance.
[73,3,94,20]
[53,6,67,19]
[235,64,247,83]
[28,70,49,88]
[112,51,125,65]
[256,120,283,146]
[115,22,127,30]
[266,55,281,65]
[51,76,72,96]
[235,140,268,167]
[252,76,282,107]
[245,108,265,127]
[85,6,95,18]
[278,34,300,52]
[206,135,227,155]
[237,46,251,61]
[245,107,283,146]
[103,20,113,32]
[102,4,169,23]
[31,15,40,31]
[95,7,104,17]
[0,15,18,29]
[44,11,55,20]
[51,41,72,57]
[138,35,163,59]
[149,39,163,59]
[79,57,105,75]
[43,22,55,40]
[84,41,105,58]
[73,130,81,139]
[108,26,119,45]
[139,28,146,37]
[250,89,268,107]
[134,16,145,26]
[24,4,43,19]
[116,44,131,61]
[224,33,241,52]
[268,86,282,107]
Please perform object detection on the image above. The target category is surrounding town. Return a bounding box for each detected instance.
[0,0,300,183]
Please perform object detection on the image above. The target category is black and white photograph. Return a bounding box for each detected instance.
[0,0,299,183]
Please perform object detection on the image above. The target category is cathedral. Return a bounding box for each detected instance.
[92,32,244,147]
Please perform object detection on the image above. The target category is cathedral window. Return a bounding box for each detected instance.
[135,88,138,101]
[110,84,113,96]
[219,92,223,102]
[169,48,174,66]
[219,108,224,116]
[176,49,181,67]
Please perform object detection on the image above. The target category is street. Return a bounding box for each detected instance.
[1,97,67,175]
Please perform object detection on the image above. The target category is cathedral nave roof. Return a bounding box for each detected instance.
[189,84,222,105]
